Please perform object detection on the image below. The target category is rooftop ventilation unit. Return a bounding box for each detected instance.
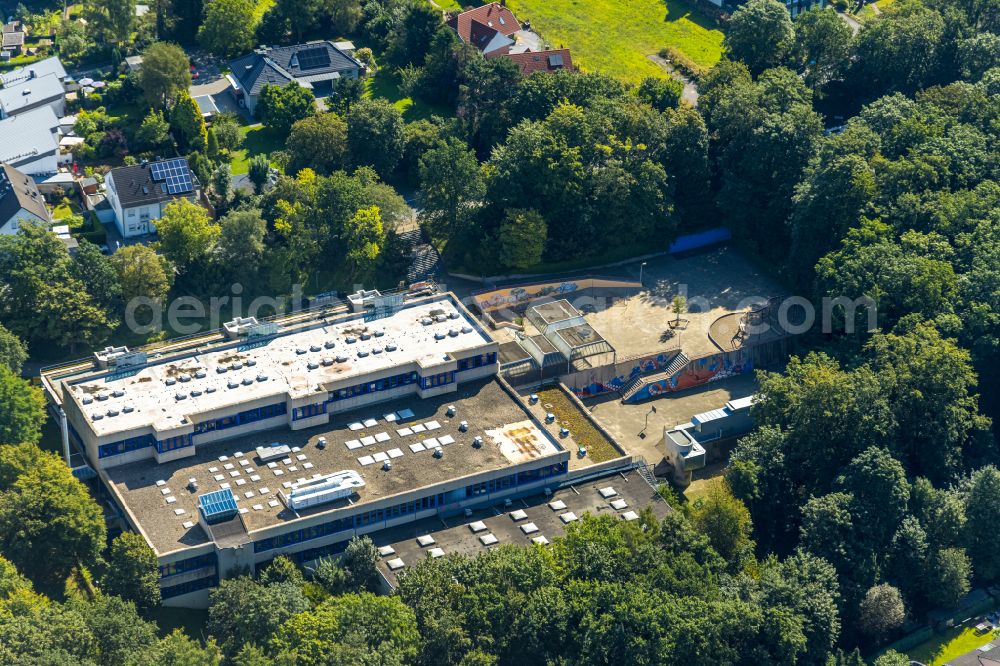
[374,330,385,337]
[382,461,392,471]
[205,387,216,394]
[434,332,446,340]
[446,405,456,417]
[195,370,207,379]
[246,359,257,367]
[179,374,191,382]
[472,436,483,448]
[241,377,253,385]
[175,393,187,401]
[321,358,334,367]
[336,355,348,363]
[357,350,369,358]
[122,406,134,413]
[448,329,459,337]
[256,374,268,382]
[360,333,371,341]
[421,318,432,326]
[256,443,292,462]
[462,326,473,334]
[112,389,125,397]
[310,345,322,352]
[231,362,243,370]
[82,396,93,405]
[449,312,460,319]
[107,409,119,417]
[281,470,365,511]
[433,448,444,458]
[307,362,319,370]
[324,340,336,349]
[372,348,383,354]
[227,381,239,389]
[165,378,176,386]
[346,336,357,344]
[216,366,227,374]
[96,393,109,401]
[92,413,104,420]
[385,344,397,352]
[191,390,202,397]
[296,348,307,355]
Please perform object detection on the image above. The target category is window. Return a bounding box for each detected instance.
[457,352,496,372]
[159,552,216,579]
[98,434,155,459]
[421,371,455,389]
[293,403,325,420]
[193,402,287,434]
[160,573,217,599]
[156,434,192,453]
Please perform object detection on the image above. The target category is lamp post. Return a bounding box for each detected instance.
[639,261,648,287]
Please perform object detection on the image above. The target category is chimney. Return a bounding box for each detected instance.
[28,69,34,79]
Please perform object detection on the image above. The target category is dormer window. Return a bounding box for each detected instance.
[290,54,298,67]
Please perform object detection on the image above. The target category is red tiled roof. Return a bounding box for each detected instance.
[448,3,521,48]
[501,49,573,76]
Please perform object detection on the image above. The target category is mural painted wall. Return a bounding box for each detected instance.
[473,278,640,314]
[566,351,680,399]
[626,350,753,403]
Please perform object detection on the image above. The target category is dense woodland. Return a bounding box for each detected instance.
[0,0,999,662]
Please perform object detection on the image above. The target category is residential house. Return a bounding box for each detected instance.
[104,158,202,238]
[448,3,573,75]
[1,30,24,55]
[0,106,62,175]
[493,48,573,76]
[0,162,51,235]
[228,41,362,117]
[0,56,68,119]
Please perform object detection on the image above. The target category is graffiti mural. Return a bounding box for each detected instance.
[567,351,679,399]
[473,278,639,314]
[629,350,753,402]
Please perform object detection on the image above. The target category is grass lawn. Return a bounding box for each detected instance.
[52,202,83,220]
[505,0,724,82]
[683,463,727,503]
[906,626,1000,665]
[364,72,454,122]
[857,0,895,22]
[536,387,621,463]
[230,124,284,175]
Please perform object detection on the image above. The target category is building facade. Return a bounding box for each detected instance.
[104,158,201,238]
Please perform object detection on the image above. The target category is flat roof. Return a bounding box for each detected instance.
[374,469,669,585]
[529,299,581,325]
[67,297,492,439]
[105,378,567,555]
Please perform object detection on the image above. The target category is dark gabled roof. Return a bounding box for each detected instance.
[498,49,574,76]
[229,41,361,96]
[0,162,50,227]
[2,31,24,48]
[108,159,198,208]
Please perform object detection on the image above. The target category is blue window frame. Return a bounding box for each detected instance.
[293,403,326,421]
[98,434,155,459]
[160,573,218,599]
[159,552,216,579]
[156,433,192,454]
[326,371,419,404]
[457,352,497,372]
[253,492,445,553]
[421,371,455,389]
[194,402,287,434]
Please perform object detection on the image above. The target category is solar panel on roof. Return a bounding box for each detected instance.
[150,159,194,195]
[548,54,563,67]
[296,47,330,70]
[198,487,238,524]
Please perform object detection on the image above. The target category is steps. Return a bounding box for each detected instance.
[620,352,690,402]
[400,228,444,284]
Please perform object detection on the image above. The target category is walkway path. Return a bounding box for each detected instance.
[647,54,699,106]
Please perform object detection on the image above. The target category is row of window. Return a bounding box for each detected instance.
[421,371,455,390]
[292,403,326,421]
[326,370,420,403]
[193,402,287,434]
[159,552,216,579]
[465,463,569,498]
[161,573,218,600]
[457,352,498,372]
[254,492,446,553]
[157,434,192,454]
[98,434,154,459]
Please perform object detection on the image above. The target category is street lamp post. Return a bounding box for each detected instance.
[639,261,648,286]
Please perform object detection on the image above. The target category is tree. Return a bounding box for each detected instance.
[792,7,851,92]
[0,368,45,445]
[0,446,106,589]
[341,536,380,592]
[325,0,362,35]
[344,206,386,278]
[155,199,220,269]
[138,42,191,108]
[387,2,442,66]
[198,0,257,58]
[128,629,221,666]
[663,106,711,223]
[85,0,136,45]
[217,209,266,273]
[257,83,316,135]
[637,76,683,112]
[964,466,1000,581]
[101,532,162,610]
[206,129,219,161]
[672,295,687,325]
[212,114,242,153]
[886,517,930,607]
[498,208,547,269]
[326,76,365,115]
[925,547,971,608]
[248,155,271,195]
[347,98,405,178]
[686,480,754,566]
[835,447,910,550]
[136,109,171,150]
[419,137,483,237]
[873,651,910,666]
[286,113,348,175]
[171,94,208,152]
[113,245,174,303]
[858,584,905,641]
[0,323,27,373]
[724,0,795,75]
[210,164,231,205]
[207,576,310,656]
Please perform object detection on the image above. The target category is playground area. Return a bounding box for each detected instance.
[482,247,785,362]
